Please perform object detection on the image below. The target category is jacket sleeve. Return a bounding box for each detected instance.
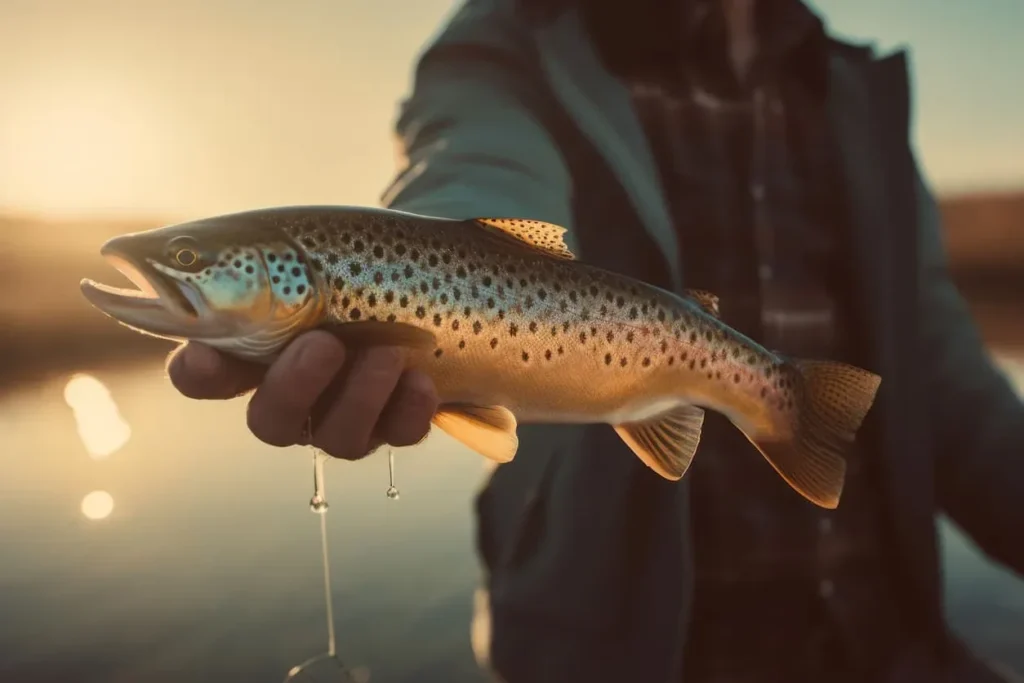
[380,1,572,230]
[918,163,1024,574]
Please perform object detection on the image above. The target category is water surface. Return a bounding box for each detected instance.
[1,354,1022,682]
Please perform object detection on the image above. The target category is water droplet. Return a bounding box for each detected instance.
[385,446,400,501]
[309,494,329,513]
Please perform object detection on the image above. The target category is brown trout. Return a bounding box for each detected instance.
[80,206,881,509]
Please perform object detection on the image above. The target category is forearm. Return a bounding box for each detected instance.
[919,171,1024,572]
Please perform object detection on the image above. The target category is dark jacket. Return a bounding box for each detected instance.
[382,1,1024,680]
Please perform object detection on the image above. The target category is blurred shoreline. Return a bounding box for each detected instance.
[2,190,1022,392]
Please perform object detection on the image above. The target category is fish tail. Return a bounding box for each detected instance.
[745,358,881,509]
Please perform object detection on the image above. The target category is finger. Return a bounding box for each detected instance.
[167,342,266,399]
[246,331,347,447]
[311,346,407,460]
[376,369,439,447]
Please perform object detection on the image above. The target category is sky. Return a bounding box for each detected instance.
[0,0,1021,221]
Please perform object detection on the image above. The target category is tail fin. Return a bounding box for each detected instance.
[747,359,882,509]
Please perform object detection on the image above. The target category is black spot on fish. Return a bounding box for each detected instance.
[350,308,361,320]
[620,357,627,367]
[521,351,530,362]
[367,294,377,307]
[490,338,499,349]
[433,313,442,326]
[545,349,552,360]
[353,241,364,253]
[434,348,443,358]
[291,266,302,277]
[233,260,242,268]
[642,357,651,367]
[297,284,306,295]
[350,263,362,276]
[283,286,291,295]
[373,245,384,259]
[473,321,482,334]
[415,306,426,319]
[399,295,409,308]
[272,276,281,284]
[604,353,612,365]
[403,265,414,279]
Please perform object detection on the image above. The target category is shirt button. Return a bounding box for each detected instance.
[818,579,835,598]
[818,517,833,534]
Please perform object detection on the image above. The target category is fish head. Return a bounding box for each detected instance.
[80,209,327,359]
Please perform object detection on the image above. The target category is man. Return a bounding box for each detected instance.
[167,0,1024,681]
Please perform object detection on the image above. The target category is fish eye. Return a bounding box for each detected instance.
[175,248,198,267]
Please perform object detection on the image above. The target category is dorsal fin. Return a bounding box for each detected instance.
[472,218,576,260]
[685,289,720,318]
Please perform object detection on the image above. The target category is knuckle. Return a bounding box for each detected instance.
[246,398,295,448]
[293,331,346,376]
[364,346,407,377]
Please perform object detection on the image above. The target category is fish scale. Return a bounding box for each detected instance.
[81,205,882,510]
[282,213,758,418]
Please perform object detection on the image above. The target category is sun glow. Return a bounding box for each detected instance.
[80,490,115,521]
[64,373,132,459]
[0,76,180,216]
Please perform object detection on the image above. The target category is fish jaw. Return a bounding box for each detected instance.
[80,224,328,356]
[80,239,212,340]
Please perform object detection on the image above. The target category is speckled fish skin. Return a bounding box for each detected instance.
[81,205,882,509]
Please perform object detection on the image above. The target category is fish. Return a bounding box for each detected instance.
[80,205,882,509]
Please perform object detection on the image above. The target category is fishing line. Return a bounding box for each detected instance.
[283,423,369,683]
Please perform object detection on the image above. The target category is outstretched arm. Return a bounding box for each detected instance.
[919,164,1024,574]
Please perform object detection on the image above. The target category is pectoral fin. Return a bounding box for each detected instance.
[432,403,519,463]
[320,321,437,350]
[614,404,705,480]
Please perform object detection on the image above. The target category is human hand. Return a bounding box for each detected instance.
[166,330,439,460]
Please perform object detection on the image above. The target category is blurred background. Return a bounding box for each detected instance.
[1,0,1022,681]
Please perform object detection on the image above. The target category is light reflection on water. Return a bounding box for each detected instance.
[0,353,1022,681]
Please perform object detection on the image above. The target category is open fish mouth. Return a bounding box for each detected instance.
[80,244,203,338]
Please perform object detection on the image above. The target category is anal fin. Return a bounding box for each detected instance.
[432,403,519,463]
[614,404,705,480]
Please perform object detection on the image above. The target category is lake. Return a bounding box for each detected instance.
[1,354,1023,682]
